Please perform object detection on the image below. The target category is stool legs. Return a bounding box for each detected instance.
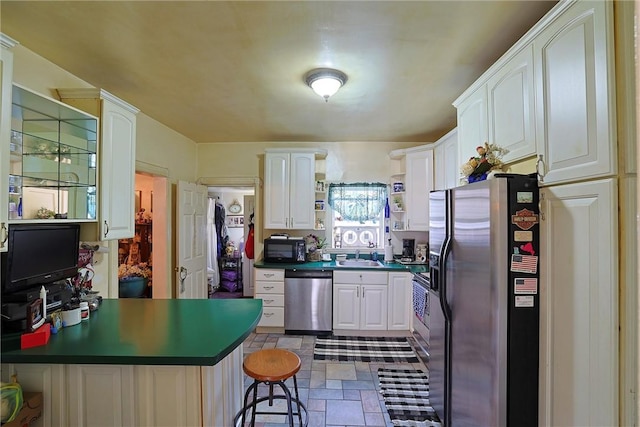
[236,375,307,426]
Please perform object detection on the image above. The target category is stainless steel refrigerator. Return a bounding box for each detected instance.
[428,174,540,427]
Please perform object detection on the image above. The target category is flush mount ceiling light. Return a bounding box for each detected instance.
[304,68,348,102]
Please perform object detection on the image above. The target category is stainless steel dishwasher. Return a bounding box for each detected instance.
[284,269,333,335]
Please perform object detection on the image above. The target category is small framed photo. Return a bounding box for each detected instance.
[225,215,244,228]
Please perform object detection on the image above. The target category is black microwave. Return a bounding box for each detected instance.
[263,238,306,263]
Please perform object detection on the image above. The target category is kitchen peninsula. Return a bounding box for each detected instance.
[1,298,262,426]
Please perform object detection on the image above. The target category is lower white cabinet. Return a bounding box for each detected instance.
[67,365,135,426]
[387,272,413,331]
[1,345,245,427]
[539,178,618,426]
[333,271,388,330]
[1,363,66,427]
[254,268,285,327]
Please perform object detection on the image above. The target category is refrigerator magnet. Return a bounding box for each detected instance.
[511,254,538,274]
[514,277,538,294]
[516,191,534,203]
[511,208,539,230]
[515,295,535,307]
[514,230,533,242]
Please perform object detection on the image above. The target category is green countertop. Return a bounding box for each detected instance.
[1,298,262,366]
[254,259,428,274]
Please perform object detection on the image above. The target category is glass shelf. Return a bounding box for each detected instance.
[8,85,98,221]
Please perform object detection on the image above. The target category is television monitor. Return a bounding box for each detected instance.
[1,223,80,295]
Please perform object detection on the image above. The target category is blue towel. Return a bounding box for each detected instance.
[412,282,428,321]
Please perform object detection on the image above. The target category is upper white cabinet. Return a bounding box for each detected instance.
[533,0,615,185]
[58,89,139,240]
[405,148,433,231]
[264,149,319,230]
[486,44,536,164]
[433,128,459,190]
[0,34,17,252]
[454,85,487,169]
[455,44,536,166]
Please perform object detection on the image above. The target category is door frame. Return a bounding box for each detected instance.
[197,176,262,263]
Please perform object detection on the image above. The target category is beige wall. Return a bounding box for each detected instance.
[11,45,198,296]
[197,141,419,183]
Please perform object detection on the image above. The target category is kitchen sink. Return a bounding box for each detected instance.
[336,259,385,268]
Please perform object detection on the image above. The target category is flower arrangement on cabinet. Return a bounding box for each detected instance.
[305,234,327,261]
[460,142,509,183]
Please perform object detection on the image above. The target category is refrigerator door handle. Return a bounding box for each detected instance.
[439,235,453,322]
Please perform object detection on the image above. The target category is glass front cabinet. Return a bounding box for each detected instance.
[9,84,98,221]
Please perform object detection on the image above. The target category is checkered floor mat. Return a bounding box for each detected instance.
[378,368,442,426]
[313,336,419,363]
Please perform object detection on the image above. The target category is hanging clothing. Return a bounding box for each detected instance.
[206,198,219,288]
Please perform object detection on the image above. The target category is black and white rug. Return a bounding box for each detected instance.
[313,336,420,363]
[378,368,441,426]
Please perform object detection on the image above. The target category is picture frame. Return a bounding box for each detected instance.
[225,215,244,228]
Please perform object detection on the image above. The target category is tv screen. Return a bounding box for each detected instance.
[2,223,80,295]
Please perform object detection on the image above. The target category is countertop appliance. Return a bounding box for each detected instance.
[429,174,540,427]
[284,269,333,335]
[402,238,415,260]
[263,238,306,263]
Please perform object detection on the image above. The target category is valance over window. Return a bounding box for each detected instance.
[327,183,387,222]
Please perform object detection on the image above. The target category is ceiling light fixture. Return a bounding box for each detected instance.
[304,68,348,102]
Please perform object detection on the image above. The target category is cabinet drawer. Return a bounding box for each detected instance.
[255,269,285,281]
[255,281,284,294]
[258,307,284,327]
[334,270,388,285]
[255,294,284,307]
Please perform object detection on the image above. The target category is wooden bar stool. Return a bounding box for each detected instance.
[235,348,308,426]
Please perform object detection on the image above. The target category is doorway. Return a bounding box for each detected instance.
[207,186,255,299]
[116,170,170,299]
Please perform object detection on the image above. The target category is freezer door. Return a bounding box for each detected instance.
[449,179,509,427]
[428,287,447,423]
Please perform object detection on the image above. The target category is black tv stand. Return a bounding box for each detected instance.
[1,282,72,326]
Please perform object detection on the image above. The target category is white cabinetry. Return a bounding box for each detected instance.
[1,363,66,427]
[67,364,135,426]
[333,271,387,330]
[539,178,617,426]
[2,344,244,427]
[58,89,139,240]
[455,44,536,167]
[404,149,433,231]
[264,151,315,230]
[486,44,536,163]
[0,34,16,252]
[135,365,201,427]
[454,86,487,169]
[533,0,615,185]
[387,272,412,331]
[433,128,459,191]
[254,268,285,327]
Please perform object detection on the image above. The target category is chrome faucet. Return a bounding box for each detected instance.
[355,249,360,260]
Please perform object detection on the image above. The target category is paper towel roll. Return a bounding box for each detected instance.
[384,245,394,262]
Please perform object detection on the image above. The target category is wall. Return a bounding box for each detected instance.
[11,45,198,297]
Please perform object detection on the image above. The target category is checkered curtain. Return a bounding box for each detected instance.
[327,182,387,222]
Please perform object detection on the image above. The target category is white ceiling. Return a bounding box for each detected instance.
[1,1,557,144]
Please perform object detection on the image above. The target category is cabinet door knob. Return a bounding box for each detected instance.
[103,220,109,238]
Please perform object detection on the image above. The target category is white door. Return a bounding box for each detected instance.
[333,284,360,329]
[538,178,618,426]
[360,285,388,330]
[177,181,207,299]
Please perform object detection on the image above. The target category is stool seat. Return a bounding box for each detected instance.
[243,348,301,382]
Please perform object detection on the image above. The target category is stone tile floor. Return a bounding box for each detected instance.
[240,333,428,427]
